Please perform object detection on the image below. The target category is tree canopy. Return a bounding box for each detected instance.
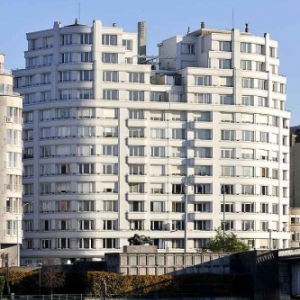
[206,228,250,253]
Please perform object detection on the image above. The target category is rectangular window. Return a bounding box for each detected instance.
[102,34,117,45]
[243,166,254,177]
[195,147,212,158]
[242,96,254,106]
[103,201,118,212]
[195,76,210,86]
[123,39,133,50]
[103,220,118,230]
[194,165,212,176]
[129,146,144,157]
[241,42,251,53]
[220,95,234,105]
[195,129,212,140]
[219,76,233,87]
[128,72,144,83]
[221,166,235,176]
[194,202,211,212]
[80,34,92,44]
[102,53,118,63]
[78,238,95,249]
[242,78,254,88]
[221,130,235,141]
[103,71,119,82]
[194,93,211,104]
[181,44,195,54]
[242,185,255,195]
[241,60,252,70]
[150,201,164,213]
[242,130,254,142]
[103,145,118,156]
[219,41,231,52]
[260,132,269,143]
[103,89,119,100]
[103,238,118,249]
[221,148,235,159]
[129,91,144,101]
[194,184,212,194]
[151,146,165,157]
[219,59,232,69]
[221,184,235,195]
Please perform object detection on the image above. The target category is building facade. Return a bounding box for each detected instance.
[13,20,290,265]
[0,53,23,266]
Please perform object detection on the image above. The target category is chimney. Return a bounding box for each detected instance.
[187,27,190,34]
[112,23,117,27]
[245,23,249,33]
[138,21,147,64]
[201,22,205,29]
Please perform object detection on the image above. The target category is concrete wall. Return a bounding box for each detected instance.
[105,251,230,275]
[0,245,18,267]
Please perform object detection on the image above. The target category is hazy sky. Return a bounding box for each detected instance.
[1,0,300,124]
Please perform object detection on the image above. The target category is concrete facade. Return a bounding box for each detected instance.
[12,20,290,265]
[0,53,23,266]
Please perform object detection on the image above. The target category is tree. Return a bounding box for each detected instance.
[0,276,4,295]
[41,259,66,295]
[206,228,250,253]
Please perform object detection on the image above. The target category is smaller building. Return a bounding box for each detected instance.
[290,207,300,247]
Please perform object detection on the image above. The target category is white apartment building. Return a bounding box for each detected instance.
[13,20,290,265]
[0,53,23,266]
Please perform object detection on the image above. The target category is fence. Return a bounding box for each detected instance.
[0,295,251,300]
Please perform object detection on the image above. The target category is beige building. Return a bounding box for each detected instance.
[0,53,23,266]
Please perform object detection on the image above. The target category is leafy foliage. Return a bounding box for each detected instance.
[41,265,66,294]
[0,276,4,295]
[206,228,250,253]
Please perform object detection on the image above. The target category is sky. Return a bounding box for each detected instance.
[1,0,300,124]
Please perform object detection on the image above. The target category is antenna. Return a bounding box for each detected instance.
[78,0,81,23]
[232,8,235,29]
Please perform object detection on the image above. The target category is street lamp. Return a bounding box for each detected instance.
[16,203,29,267]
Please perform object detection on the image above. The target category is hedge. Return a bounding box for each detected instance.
[0,276,4,295]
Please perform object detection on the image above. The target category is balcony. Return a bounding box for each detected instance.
[126,174,147,183]
[189,212,212,221]
[126,211,148,220]
[189,140,212,148]
[127,119,147,127]
[189,175,212,184]
[126,193,147,201]
[189,157,212,165]
[126,137,148,146]
[126,156,147,164]
[189,121,213,129]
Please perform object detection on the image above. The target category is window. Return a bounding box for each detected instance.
[103,71,119,82]
[261,186,268,195]
[194,184,212,194]
[41,239,52,249]
[129,220,144,230]
[151,128,165,139]
[150,92,166,102]
[129,146,144,157]
[181,44,195,54]
[241,60,252,70]
[241,42,251,53]
[241,148,254,159]
[195,76,210,86]
[194,220,211,231]
[129,164,144,175]
[172,184,185,194]
[81,52,92,62]
[171,239,184,249]
[172,220,185,230]
[219,76,233,87]
[78,163,95,174]
[195,129,212,140]
[103,89,119,100]
[258,97,268,107]
[80,33,92,44]
[103,201,118,212]
[78,89,93,99]
[242,130,254,142]
[194,93,211,104]
[78,238,95,249]
[194,202,211,212]
[256,62,264,72]
[129,183,144,193]
[172,202,185,213]
[255,44,264,55]
[78,201,95,212]
[194,112,211,122]
[257,79,267,90]
[270,47,276,58]
[242,221,254,231]
[221,166,235,176]
[242,96,254,106]
[241,113,254,124]
[195,147,212,158]
[77,182,95,193]
[260,132,269,143]
[77,145,95,156]
[219,41,231,51]
[103,164,117,175]
[129,109,144,120]
[129,72,144,83]
[242,78,254,88]
[129,128,144,138]
[242,185,254,195]
[102,53,118,63]
[221,203,234,213]
[172,129,186,139]
[123,39,133,50]
[219,59,232,69]
[129,91,144,101]
[221,130,235,141]
[221,184,234,195]
[102,34,117,45]
[150,221,164,231]
[261,203,269,213]
[194,166,212,176]
[80,70,93,81]
[220,95,234,105]
[103,220,118,230]
[151,146,165,157]
[103,238,118,249]
[150,201,165,213]
[221,148,235,159]
[79,220,94,230]
[243,166,254,177]
[56,238,70,249]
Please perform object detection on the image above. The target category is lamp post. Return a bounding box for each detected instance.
[221,186,227,246]
[17,203,29,267]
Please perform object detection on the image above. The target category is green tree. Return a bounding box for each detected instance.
[206,228,250,253]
